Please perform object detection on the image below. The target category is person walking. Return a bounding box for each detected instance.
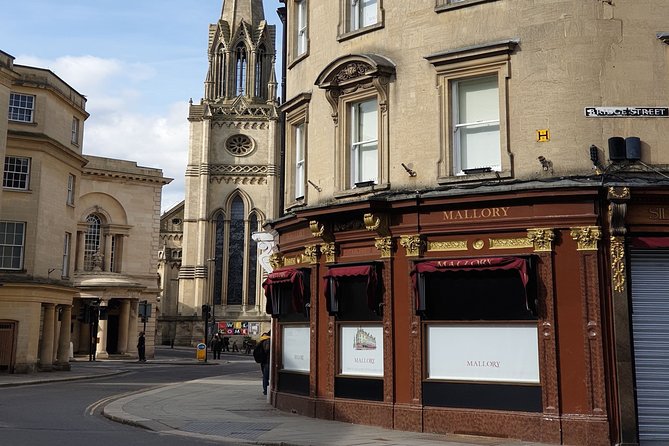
[137,331,146,362]
[211,333,223,359]
[254,332,271,395]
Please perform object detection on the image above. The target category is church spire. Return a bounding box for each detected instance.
[220,0,266,29]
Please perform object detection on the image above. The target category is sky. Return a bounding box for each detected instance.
[0,0,283,213]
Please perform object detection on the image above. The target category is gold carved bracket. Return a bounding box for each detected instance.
[570,226,602,251]
[269,252,284,270]
[374,236,394,258]
[364,213,390,237]
[527,228,555,252]
[400,234,423,258]
[310,220,333,242]
[304,244,319,264]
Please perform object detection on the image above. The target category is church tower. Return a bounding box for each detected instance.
[176,0,278,344]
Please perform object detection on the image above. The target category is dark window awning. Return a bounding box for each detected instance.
[262,268,307,316]
[630,237,669,249]
[323,264,378,315]
[410,257,529,313]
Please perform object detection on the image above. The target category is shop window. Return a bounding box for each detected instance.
[325,263,384,401]
[426,39,518,183]
[315,54,394,198]
[263,268,311,320]
[411,256,542,412]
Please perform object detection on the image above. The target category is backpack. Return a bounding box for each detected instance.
[253,340,267,364]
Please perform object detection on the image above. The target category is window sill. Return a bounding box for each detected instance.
[287,50,309,70]
[435,0,499,13]
[8,120,37,126]
[337,22,384,42]
[2,188,32,193]
[437,169,511,185]
[286,198,307,212]
[333,182,389,199]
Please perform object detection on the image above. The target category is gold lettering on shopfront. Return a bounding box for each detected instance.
[649,207,669,220]
[443,207,510,221]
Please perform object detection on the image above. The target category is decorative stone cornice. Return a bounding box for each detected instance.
[527,228,555,252]
[399,235,423,258]
[570,226,602,251]
[374,237,394,258]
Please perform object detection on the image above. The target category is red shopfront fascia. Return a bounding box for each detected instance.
[410,256,530,313]
[262,268,308,316]
[630,236,669,249]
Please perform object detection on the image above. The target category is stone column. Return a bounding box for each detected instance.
[126,300,139,357]
[78,318,90,353]
[117,299,130,354]
[76,231,85,271]
[39,304,56,370]
[56,305,72,370]
[96,301,109,359]
[52,308,60,363]
[104,233,113,271]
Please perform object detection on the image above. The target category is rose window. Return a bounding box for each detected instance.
[225,134,254,156]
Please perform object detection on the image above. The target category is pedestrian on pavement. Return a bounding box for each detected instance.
[231,340,239,352]
[211,333,223,359]
[222,336,230,352]
[254,331,271,395]
[137,331,146,362]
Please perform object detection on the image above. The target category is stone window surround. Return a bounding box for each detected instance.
[425,38,518,184]
[337,0,384,42]
[287,0,310,69]
[316,54,395,199]
[280,92,311,209]
[435,0,499,13]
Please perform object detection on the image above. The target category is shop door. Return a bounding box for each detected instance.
[631,249,669,445]
[0,321,17,373]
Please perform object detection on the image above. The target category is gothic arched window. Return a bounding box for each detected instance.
[235,43,248,96]
[247,213,259,306]
[226,197,245,305]
[254,45,265,99]
[84,214,102,271]
[216,45,226,98]
[213,213,225,305]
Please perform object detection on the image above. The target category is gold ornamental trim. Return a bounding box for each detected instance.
[309,220,325,237]
[364,213,381,231]
[427,240,468,252]
[570,226,602,251]
[611,236,626,292]
[489,237,534,250]
[400,234,423,258]
[608,186,630,200]
[374,237,393,258]
[320,242,336,264]
[527,228,555,252]
[269,252,284,269]
[304,244,319,264]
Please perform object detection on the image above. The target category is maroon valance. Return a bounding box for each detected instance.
[630,237,669,249]
[262,268,306,316]
[410,257,529,312]
[323,265,378,314]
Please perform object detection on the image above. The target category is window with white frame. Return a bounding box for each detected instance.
[350,0,377,31]
[296,0,308,56]
[281,92,311,206]
[452,75,500,174]
[71,117,80,145]
[84,214,102,271]
[0,221,25,270]
[3,156,30,190]
[350,98,378,187]
[425,39,517,182]
[295,123,306,199]
[315,54,393,196]
[62,232,71,277]
[8,93,34,123]
[66,174,75,205]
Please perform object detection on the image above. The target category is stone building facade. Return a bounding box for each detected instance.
[0,51,169,373]
[170,0,277,346]
[264,1,669,445]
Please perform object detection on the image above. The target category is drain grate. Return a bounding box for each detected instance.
[182,421,279,441]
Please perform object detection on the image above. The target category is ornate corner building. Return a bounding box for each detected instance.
[167,0,278,345]
[0,50,170,372]
[263,1,669,445]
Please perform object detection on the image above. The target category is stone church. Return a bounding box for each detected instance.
[158,0,278,346]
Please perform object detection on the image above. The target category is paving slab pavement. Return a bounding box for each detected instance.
[0,356,555,446]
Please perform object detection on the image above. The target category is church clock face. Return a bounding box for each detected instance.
[225,134,255,156]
